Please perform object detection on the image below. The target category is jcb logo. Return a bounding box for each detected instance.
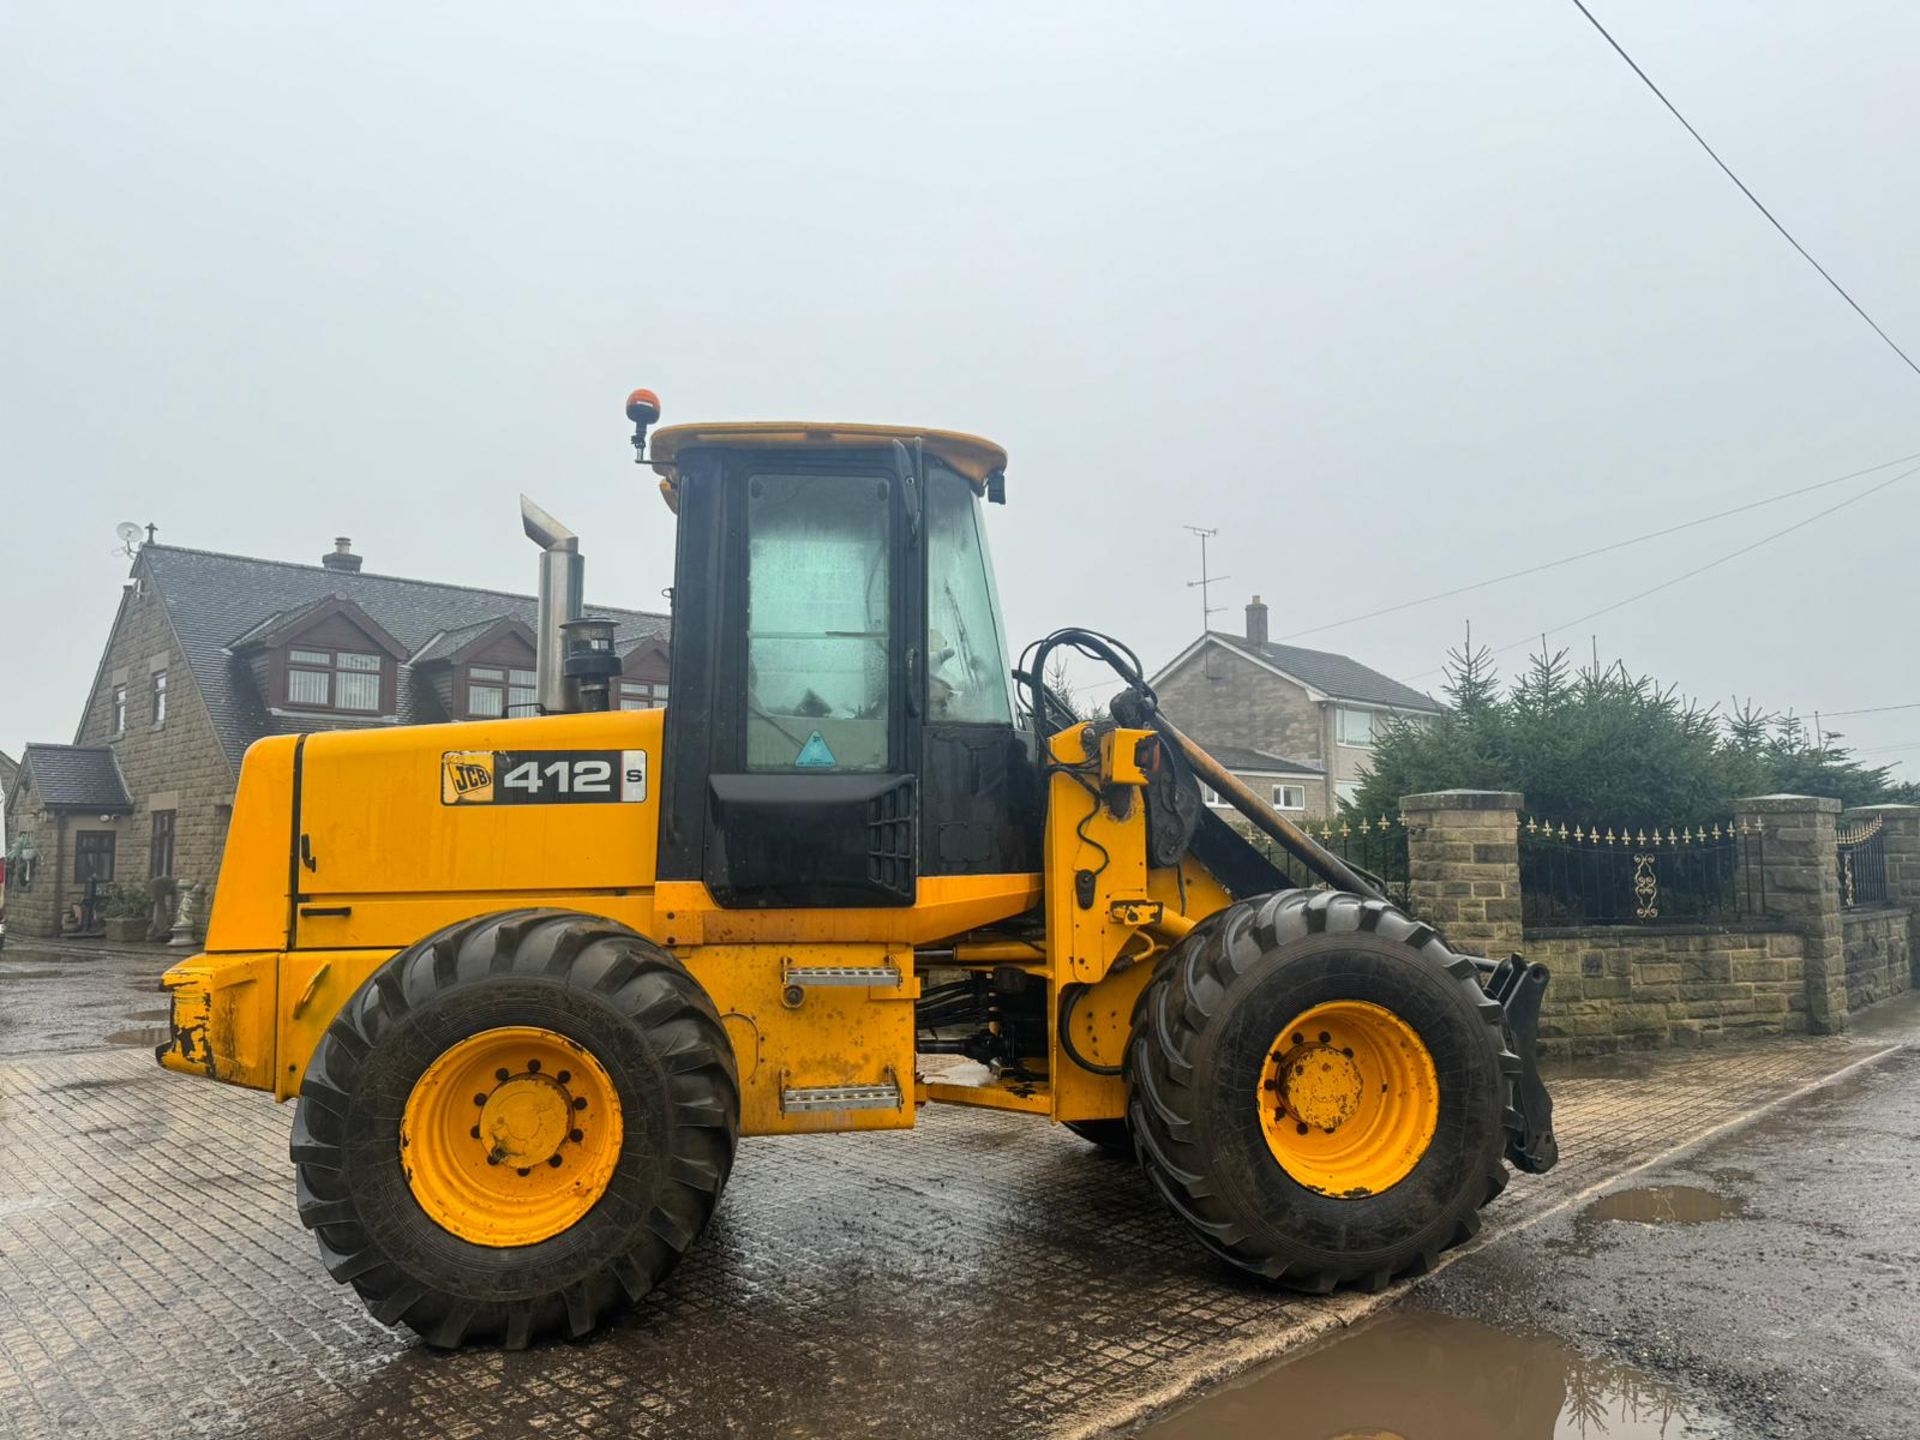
[441,752,496,804]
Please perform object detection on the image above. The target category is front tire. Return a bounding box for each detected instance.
[292,910,739,1348]
[1128,889,1517,1292]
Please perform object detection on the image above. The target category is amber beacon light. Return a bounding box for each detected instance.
[626,388,662,459]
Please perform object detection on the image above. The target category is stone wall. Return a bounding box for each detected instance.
[1401,790,1524,960]
[1842,907,1912,1012]
[1527,926,1808,1057]
[1402,788,1916,1056]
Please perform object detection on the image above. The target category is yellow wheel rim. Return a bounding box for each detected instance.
[401,1025,624,1247]
[1256,1000,1439,1198]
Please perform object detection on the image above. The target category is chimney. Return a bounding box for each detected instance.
[1245,595,1269,646]
[321,537,362,573]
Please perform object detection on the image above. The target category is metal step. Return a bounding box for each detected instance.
[781,962,903,989]
[780,1077,903,1113]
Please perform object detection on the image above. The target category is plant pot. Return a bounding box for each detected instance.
[104,916,147,944]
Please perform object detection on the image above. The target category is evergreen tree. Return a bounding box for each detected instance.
[1345,650,1914,822]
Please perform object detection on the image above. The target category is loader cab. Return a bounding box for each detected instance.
[650,424,1042,909]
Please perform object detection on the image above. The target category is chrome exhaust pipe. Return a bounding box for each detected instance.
[520,495,584,715]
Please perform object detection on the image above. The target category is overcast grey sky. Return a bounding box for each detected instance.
[4,2,1917,770]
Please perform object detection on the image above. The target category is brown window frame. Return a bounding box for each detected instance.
[466,663,538,719]
[285,646,384,713]
[74,831,117,884]
[150,810,176,879]
[616,678,669,711]
[151,670,168,727]
[112,685,127,735]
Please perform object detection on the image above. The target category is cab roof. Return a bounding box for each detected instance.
[648,422,1007,510]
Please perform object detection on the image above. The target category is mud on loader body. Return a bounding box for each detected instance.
[157,403,1558,1348]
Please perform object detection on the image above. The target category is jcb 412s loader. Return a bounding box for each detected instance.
[157,395,1557,1348]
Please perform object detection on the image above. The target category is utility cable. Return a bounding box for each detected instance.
[1281,448,1920,643]
[1399,462,1920,682]
[1569,0,1920,382]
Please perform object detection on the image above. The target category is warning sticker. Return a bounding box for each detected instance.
[794,731,837,768]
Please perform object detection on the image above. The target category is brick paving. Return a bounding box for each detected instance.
[0,973,1910,1440]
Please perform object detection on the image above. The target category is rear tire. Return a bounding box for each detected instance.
[1127,889,1518,1291]
[292,909,739,1348]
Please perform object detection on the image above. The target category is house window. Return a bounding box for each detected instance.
[1202,785,1225,808]
[112,686,127,735]
[1336,707,1374,747]
[1272,783,1306,811]
[152,670,169,727]
[468,666,538,718]
[287,648,382,712]
[74,831,117,884]
[1336,779,1363,808]
[617,680,669,711]
[150,810,176,879]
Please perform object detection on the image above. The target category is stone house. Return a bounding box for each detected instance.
[1,537,668,939]
[1151,597,1441,818]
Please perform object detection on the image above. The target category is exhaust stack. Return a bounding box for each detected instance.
[520,495,584,715]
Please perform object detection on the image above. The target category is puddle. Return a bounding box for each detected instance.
[1585,1185,1745,1226]
[1137,1311,1726,1439]
[104,1026,170,1048]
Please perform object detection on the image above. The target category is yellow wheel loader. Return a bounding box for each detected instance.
[156,393,1557,1348]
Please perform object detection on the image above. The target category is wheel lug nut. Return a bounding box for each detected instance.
[517,1167,530,1177]
[527,1059,541,1073]
[1318,1031,1331,1044]
[486,1154,500,1166]
[569,1128,584,1143]
[1342,1048,1354,1058]
[557,1070,571,1084]
[1296,1122,1309,1135]
[572,1097,587,1111]
[470,1125,480,1139]
[547,1155,563,1168]
[495,1068,510,1082]
[1291,1032,1304,1045]
[472,1093,488,1107]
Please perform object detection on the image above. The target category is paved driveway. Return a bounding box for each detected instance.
[0,940,1908,1439]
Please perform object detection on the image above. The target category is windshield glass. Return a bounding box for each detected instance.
[926,465,1013,725]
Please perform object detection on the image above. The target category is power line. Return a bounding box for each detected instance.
[1281,448,1920,644]
[1569,0,1920,382]
[1401,461,1920,682]
[1818,701,1920,720]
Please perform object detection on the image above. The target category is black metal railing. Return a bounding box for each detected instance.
[1837,816,1889,908]
[1520,818,1766,928]
[1252,814,1412,911]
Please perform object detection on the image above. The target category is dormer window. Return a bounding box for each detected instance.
[288,647,382,711]
[468,665,537,718]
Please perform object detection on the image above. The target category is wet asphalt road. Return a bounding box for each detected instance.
[1409,1041,1920,1440]
[0,941,171,1054]
[3,937,1917,1439]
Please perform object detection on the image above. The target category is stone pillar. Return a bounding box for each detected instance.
[1400,790,1524,959]
[1843,804,1920,986]
[1736,794,1845,1032]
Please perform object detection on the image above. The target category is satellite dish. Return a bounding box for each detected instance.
[115,521,143,552]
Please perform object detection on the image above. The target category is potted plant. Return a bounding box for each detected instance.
[103,882,154,944]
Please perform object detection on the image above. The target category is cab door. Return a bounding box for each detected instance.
[658,444,923,908]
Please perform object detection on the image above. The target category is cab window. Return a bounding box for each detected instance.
[926,465,1013,725]
[745,471,891,772]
